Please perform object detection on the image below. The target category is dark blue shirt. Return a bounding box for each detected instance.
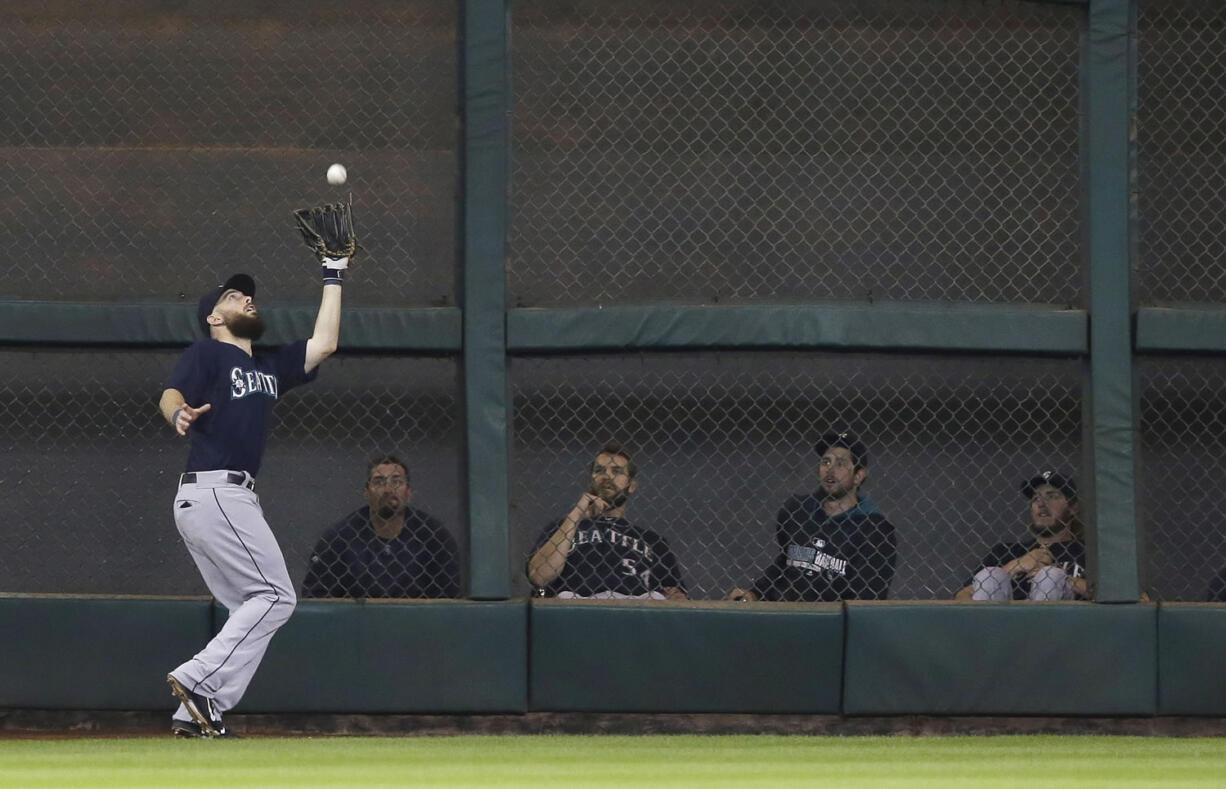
[528,515,686,598]
[168,339,317,476]
[751,493,897,602]
[301,506,461,599]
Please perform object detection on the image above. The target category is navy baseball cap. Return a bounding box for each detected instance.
[197,273,255,336]
[815,431,868,467]
[1021,470,1077,500]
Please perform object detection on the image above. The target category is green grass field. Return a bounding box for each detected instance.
[2,734,1224,788]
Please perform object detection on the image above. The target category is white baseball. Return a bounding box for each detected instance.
[326,163,347,185]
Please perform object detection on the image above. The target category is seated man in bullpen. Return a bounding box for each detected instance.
[954,470,1088,601]
[301,454,461,599]
[727,431,897,602]
[526,442,687,600]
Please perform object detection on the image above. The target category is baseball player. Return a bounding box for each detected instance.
[158,256,346,737]
[526,442,687,600]
[728,431,897,602]
[954,470,1089,601]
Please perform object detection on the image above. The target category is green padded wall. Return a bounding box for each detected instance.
[228,600,527,713]
[529,600,843,713]
[4,596,1215,717]
[844,602,1157,715]
[1158,604,1226,715]
[0,595,212,710]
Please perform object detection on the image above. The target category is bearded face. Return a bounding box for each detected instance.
[365,463,410,521]
[226,312,266,341]
[817,447,864,502]
[589,452,635,509]
[1028,484,1077,537]
[589,479,632,509]
[371,485,405,518]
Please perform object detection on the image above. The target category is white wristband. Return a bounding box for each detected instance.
[322,256,349,270]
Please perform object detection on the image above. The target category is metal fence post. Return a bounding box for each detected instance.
[1085,0,1140,602]
[462,0,512,599]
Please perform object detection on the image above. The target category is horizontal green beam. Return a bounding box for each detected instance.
[1135,307,1226,353]
[0,301,462,351]
[508,303,1088,354]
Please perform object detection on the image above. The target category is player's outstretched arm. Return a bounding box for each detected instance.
[304,282,342,373]
[159,388,212,436]
[295,197,354,373]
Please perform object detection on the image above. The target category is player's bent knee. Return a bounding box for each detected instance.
[971,567,1011,601]
[248,586,295,624]
[1029,566,1071,601]
[274,589,297,618]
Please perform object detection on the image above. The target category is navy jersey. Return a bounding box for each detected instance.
[751,493,897,602]
[301,506,461,599]
[168,339,317,476]
[528,515,685,598]
[965,538,1087,600]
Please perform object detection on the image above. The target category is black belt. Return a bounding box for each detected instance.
[180,471,255,491]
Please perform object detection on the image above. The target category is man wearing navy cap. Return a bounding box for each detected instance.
[157,256,346,737]
[728,431,897,602]
[955,470,1089,601]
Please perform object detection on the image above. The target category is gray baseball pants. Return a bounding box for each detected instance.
[169,471,296,714]
[971,566,1077,601]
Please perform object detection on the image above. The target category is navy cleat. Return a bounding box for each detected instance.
[171,718,242,739]
[171,718,205,738]
[167,674,227,738]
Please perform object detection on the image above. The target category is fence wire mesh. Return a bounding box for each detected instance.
[5,1,1216,607]
[0,349,464,597]
[1138,0,1226,306]
[0,2,456,307]
[511,352,1082,601]
[510,0,1082,308]
[1139,357,1226,602]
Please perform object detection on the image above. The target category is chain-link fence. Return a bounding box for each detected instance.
[511,352,1082,601]
[4,0,1223,606]
[1138,0,1226,306]
[0,3,463,599]
[1135,1,1226,601]
[1139,357,1226,602]
[0,2,457,307]
[0,349,464,596]
[510,0,1082,308]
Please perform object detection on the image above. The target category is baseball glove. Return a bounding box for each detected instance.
[293,196,358,262]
